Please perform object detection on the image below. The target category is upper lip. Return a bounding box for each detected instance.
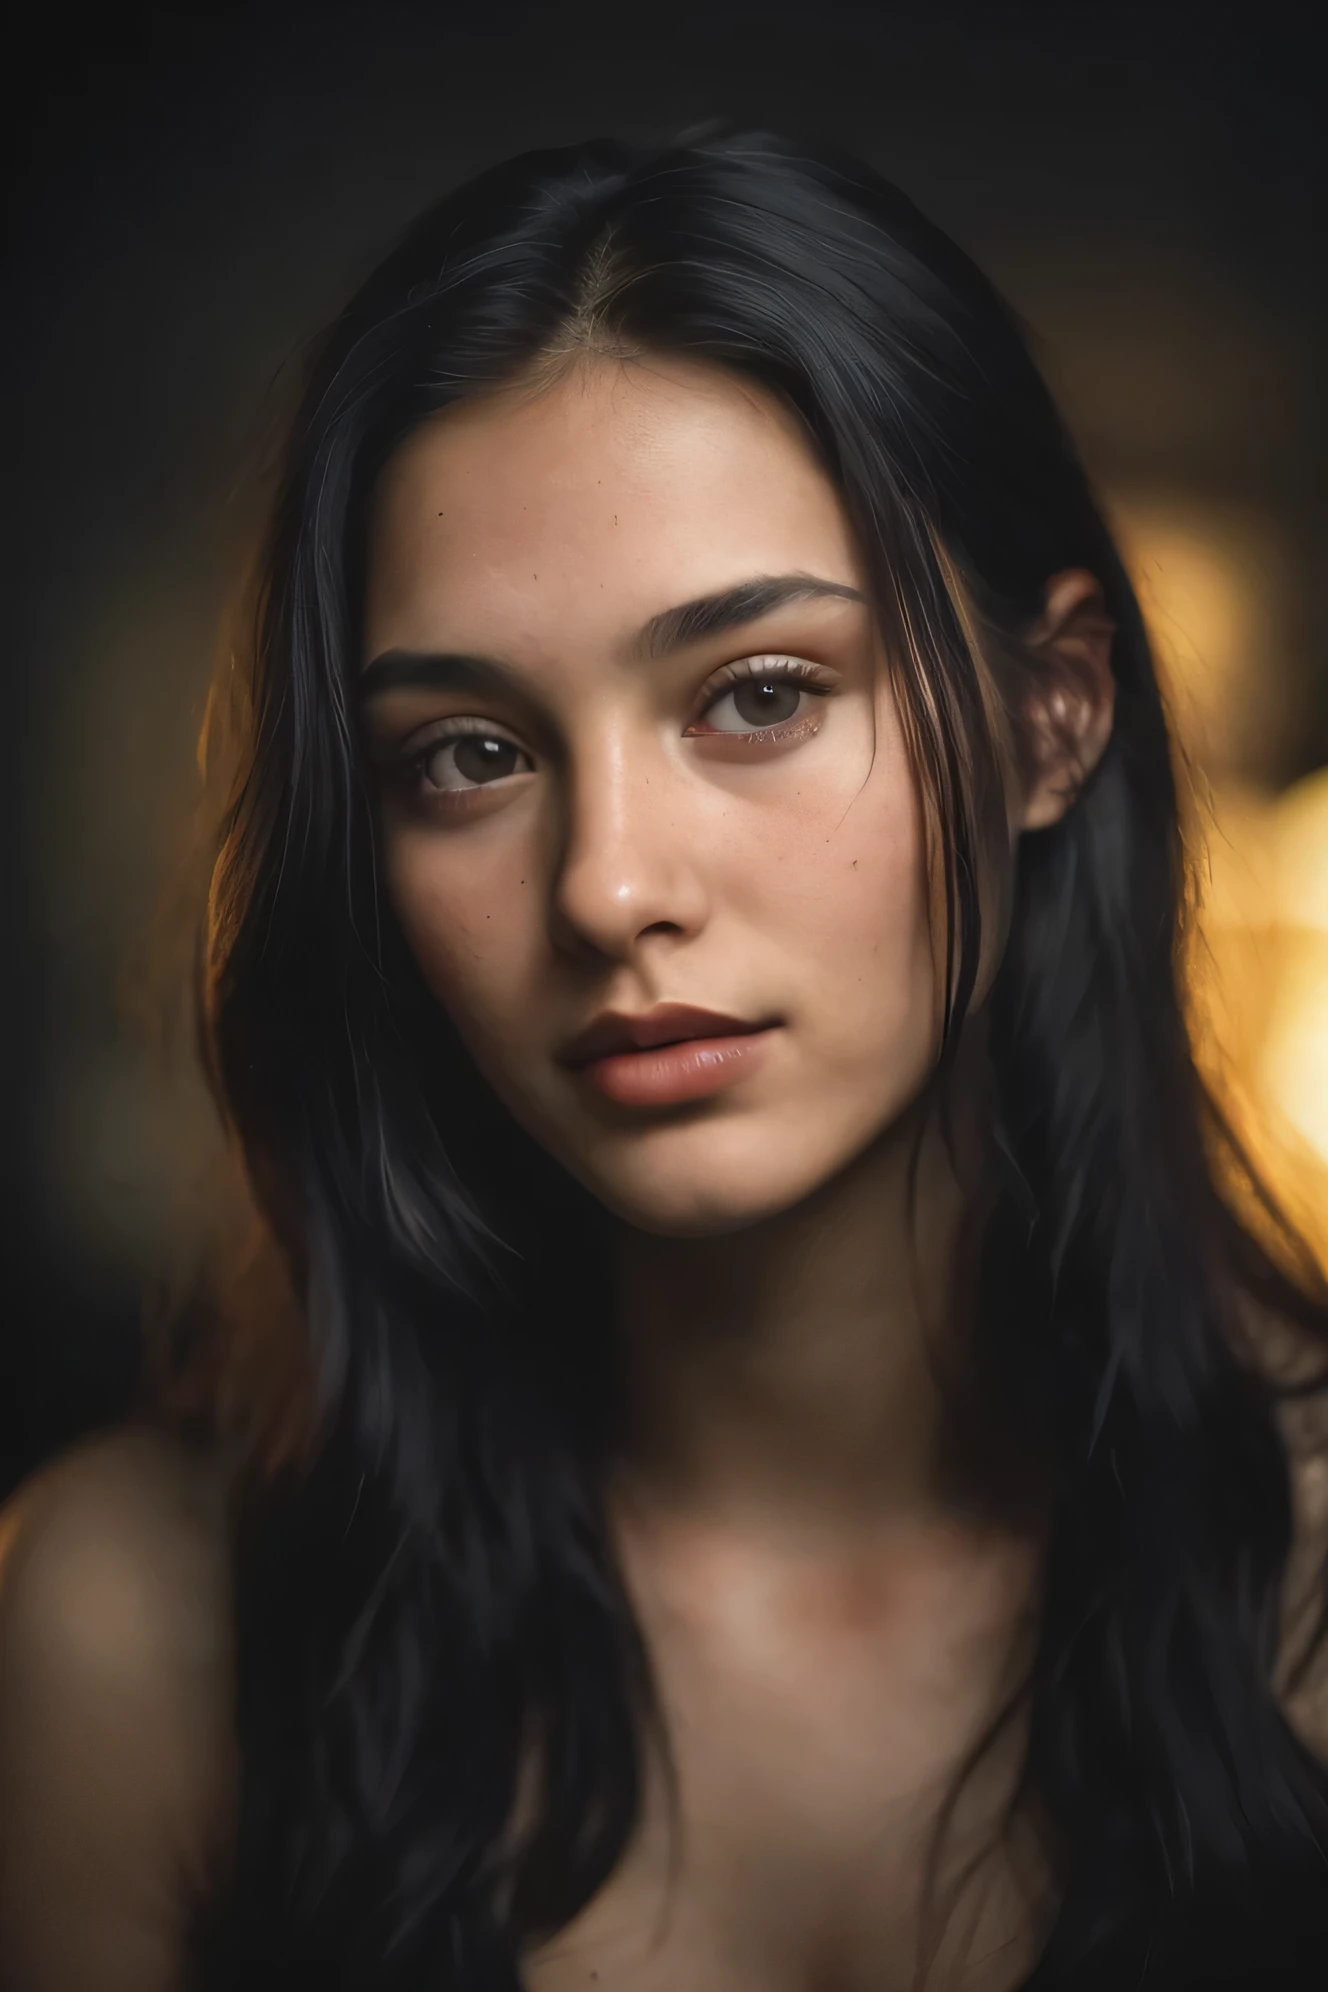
[560,1003,773,1068]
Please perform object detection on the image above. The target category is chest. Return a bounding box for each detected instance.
[521,1533,1047,1992]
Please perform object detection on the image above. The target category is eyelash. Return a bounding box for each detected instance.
[684,654,835,737]
[395,654,835,802]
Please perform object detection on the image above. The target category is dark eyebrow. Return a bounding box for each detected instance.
[358,572,867,700]
[634,573,866,661]
[358,650,519,703]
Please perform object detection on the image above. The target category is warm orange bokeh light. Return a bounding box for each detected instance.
[1115,495,1328,1268]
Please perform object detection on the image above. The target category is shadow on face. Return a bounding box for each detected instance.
[358,355,946,1238]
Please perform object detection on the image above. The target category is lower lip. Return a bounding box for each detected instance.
[576,1030,777,1108]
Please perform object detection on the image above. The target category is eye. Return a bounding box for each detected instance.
[688,657,834,738]
[419,731,533,791]
[706,678,805,731]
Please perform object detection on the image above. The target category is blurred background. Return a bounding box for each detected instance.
[3,0,1325,1496]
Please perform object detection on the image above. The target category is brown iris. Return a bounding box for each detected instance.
[730,679,801,726]
[427,736,523,787]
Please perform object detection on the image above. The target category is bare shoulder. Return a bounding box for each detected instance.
[0,1427,238,1990]
[0,1424,234,1668]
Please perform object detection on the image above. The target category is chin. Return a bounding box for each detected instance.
[604,1187,787,1240]
[572,1115,852,1239]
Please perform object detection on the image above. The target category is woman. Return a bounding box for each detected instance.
[2,127,1327,1992]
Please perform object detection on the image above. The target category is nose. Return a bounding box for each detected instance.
[550,725,710,964]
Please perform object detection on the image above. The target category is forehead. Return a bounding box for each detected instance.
[361,357,865,658]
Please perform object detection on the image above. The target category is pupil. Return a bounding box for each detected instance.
[454,736,518,784]
[734,680,799,726]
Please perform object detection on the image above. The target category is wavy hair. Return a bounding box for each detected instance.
[173,129,1328,1987]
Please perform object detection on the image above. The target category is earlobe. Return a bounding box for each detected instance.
[1018,568,1116,832]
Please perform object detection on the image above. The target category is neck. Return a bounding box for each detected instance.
[611,1075,991,1546]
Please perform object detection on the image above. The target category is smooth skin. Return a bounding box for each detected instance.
[359,355,1114,1991]
[361,358,1111,1238]
[0,355,1115,1992]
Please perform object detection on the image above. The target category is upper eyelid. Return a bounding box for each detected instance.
[388,712,527,760]
[410,713,522,739]
[700,651,834,688]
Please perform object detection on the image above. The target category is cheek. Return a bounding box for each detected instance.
[383,832,538,1048]
[736,750,938,1057]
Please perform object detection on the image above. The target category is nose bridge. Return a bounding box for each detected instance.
[552,712,704,957]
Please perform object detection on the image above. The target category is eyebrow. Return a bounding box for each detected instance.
[358,571,865,701]
[358,649,517,703]
[633,572,865,660]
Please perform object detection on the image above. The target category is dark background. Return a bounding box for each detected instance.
[3,0,1325,1497]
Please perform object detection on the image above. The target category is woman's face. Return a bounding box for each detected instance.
[360,356,940,1237]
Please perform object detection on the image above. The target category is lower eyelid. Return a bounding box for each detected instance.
[398,770,535,820]
[687,681,833,739]
[689,711,826,748]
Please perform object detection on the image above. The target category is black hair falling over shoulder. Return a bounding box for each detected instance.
[178,128,1328,1987]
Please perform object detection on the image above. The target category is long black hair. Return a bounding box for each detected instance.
[175,128,1328,1987]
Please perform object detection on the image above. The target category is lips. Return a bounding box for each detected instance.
[561,1003,766,1067]
[560,1004,780,1109]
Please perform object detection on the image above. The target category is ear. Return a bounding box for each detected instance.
[1018,568,1116,832]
